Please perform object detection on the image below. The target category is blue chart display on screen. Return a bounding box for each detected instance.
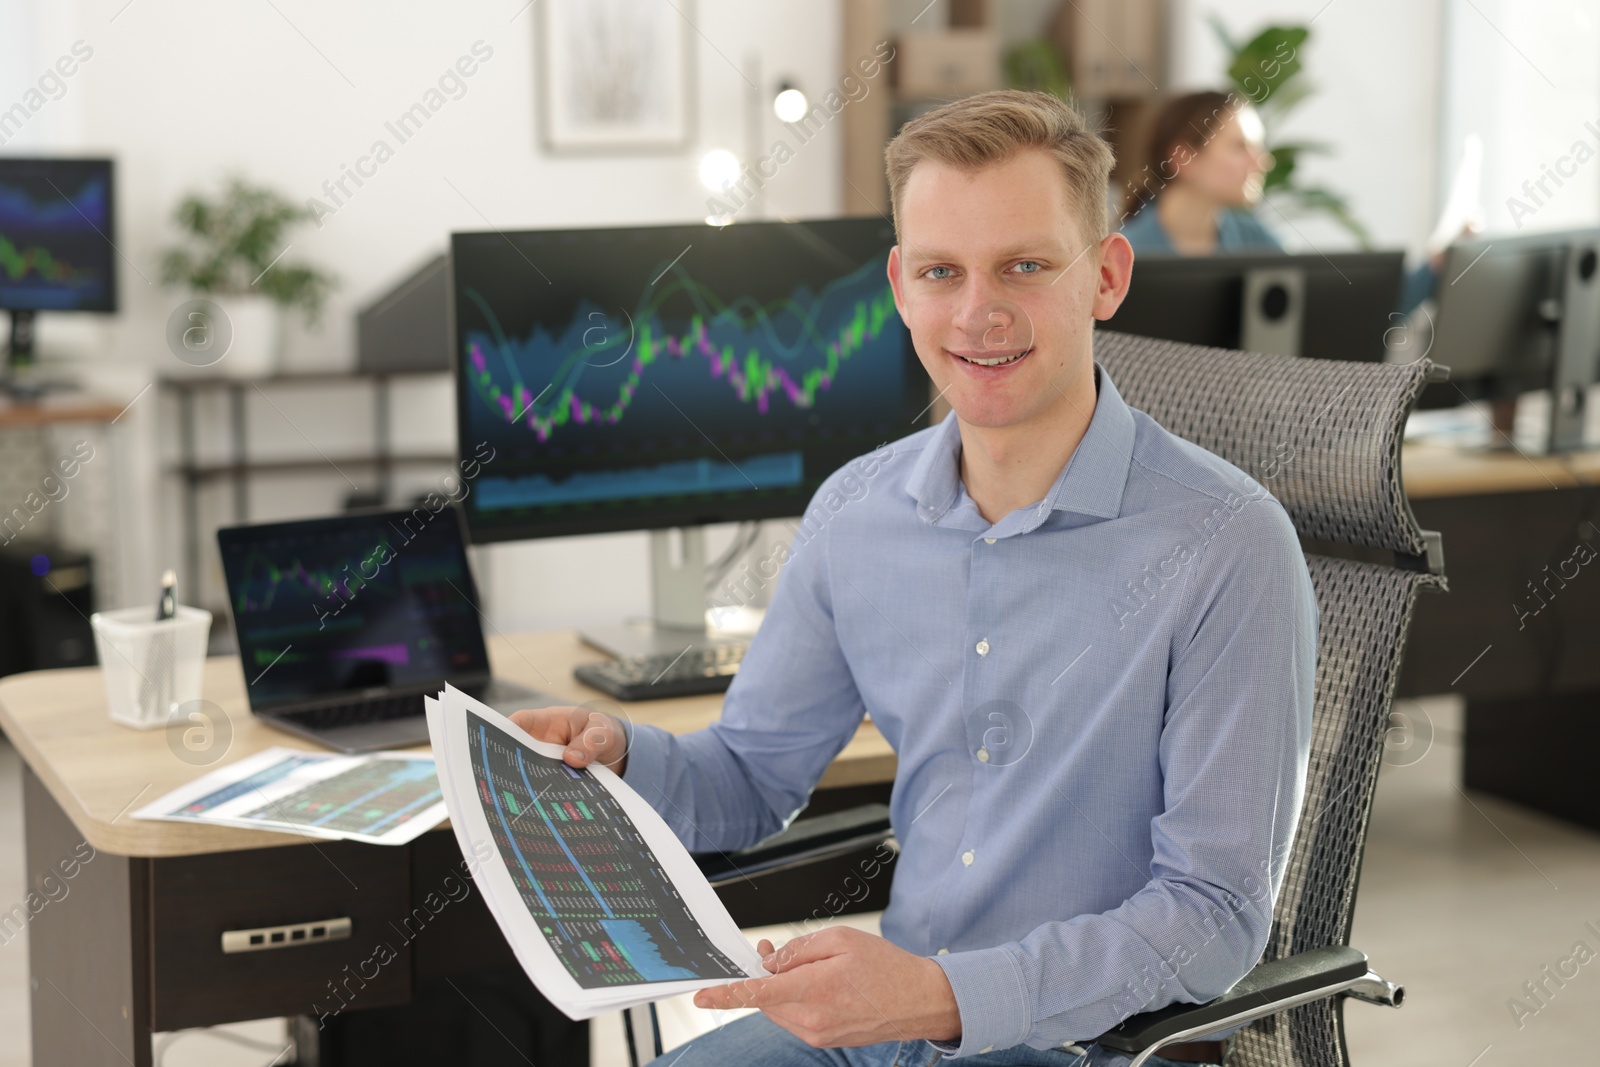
[450,218,926,542]
[468,711,746,987]
[0,158,116,312]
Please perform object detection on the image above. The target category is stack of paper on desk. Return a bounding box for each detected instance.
[426,684,767,1019]
[133,747,448,846]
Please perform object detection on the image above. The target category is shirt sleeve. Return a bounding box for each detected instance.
[619,480,870,855]
[929,495,1316,1056]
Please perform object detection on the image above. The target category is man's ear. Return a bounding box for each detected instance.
[1091,233,1134,322]
[887,245,908,320]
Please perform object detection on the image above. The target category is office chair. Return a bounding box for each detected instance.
[626,333,1448,1067]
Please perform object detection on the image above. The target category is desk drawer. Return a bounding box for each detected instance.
[150,841,411,1031]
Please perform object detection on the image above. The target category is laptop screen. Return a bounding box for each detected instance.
[217,506,493,710]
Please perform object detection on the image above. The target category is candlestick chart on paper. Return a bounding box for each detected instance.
[468,710,746,988]
[455,246,907,512]
[237,756,442,838]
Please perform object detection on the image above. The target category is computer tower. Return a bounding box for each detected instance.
[0,545,96,677]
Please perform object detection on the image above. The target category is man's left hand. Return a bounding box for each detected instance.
[692,926,962,1047]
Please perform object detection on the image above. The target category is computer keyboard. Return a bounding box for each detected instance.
[574,642,748,701]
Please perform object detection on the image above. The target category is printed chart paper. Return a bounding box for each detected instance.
[426,684,766,1018]
[133,747,447,846]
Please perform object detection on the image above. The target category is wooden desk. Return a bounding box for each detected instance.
[0,394,127,428]
[0,630,894,859]
[1397,442,1600,831]
[0,630,895,1066]
[1402,440,1600,498]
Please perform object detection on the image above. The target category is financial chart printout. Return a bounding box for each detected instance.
[466,710,746,988]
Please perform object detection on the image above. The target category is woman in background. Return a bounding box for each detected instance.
[1119,90,1436,316]
[1119,90,1281,255]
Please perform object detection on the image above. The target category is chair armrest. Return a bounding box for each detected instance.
[1095,945,1373,1055]
[692,804,893,886]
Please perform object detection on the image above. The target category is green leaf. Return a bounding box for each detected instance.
[1223,24,1309,111]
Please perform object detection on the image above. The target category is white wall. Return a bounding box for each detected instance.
[1,0,843,627]
[1438,0,1600,236]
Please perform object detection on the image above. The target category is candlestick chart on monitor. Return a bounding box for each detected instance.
[450,220,924,541]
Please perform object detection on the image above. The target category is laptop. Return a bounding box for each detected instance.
[217,506,558,752]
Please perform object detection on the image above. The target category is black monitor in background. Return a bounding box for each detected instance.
[1101,251,1405,362]
[1418,227,1600,452]
[0,157,118,376]
[357,252,450,373]
[450,218,927,658]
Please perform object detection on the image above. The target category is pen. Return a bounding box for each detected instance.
[156,569,176,622]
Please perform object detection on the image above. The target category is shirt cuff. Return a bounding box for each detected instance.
[930,946,1032,1057]
[617,718,674,805]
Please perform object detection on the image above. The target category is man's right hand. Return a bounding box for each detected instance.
[506,705,629,777]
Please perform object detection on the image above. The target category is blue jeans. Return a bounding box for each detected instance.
[645,1012,1215,1067]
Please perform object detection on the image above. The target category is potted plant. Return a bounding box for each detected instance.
[158,178,336,376]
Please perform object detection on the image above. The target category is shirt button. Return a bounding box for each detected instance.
[984,537,996,544]
[977,747,990,762]
[962,850,975,866]
[937,947,950,955]
[975,639,990,656]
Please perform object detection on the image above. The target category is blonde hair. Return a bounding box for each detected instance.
[884,89,1116,247]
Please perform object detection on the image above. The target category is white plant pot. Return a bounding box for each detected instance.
[215,293,283,378]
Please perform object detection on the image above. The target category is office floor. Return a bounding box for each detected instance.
[1,695,1596,1067]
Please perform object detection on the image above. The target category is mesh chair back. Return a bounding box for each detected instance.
[1096,333,1445,1067]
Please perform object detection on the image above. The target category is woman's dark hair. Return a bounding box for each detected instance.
[1119,90,1246,221]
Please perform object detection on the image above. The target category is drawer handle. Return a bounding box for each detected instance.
[220,917,352,954]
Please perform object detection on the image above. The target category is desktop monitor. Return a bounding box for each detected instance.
[0,157,118,366]
[449,217,926,656]
[1418,227,1600,452]
[1101,250,1405,362]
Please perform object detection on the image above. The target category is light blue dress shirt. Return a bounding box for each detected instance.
[621,365,1316,1057]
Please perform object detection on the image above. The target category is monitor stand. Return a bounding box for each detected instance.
[2,310,40,399]
[1,311,74,401]
[579,527,760,660]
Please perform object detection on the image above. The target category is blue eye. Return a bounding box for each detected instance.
[1012,260,1043,275]
[926,266,954,280]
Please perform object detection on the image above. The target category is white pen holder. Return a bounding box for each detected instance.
[90,606,212,730]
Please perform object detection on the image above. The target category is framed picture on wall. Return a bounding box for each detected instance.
[538,0,695,154]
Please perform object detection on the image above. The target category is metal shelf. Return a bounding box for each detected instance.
[160,371,454,604]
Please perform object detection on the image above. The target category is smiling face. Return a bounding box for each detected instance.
[887,147,1132,434]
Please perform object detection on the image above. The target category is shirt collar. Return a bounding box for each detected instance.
[904,362,1136,533]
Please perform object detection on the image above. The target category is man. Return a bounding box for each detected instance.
[512,89,1315,1067]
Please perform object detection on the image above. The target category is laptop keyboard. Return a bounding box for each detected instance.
[281,692,428,732]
